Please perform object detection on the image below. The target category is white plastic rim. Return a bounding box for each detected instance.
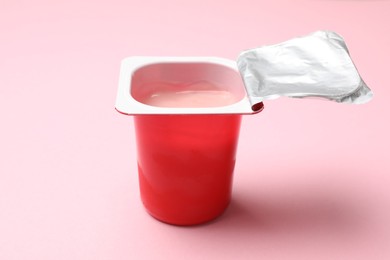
[115,56,259,115]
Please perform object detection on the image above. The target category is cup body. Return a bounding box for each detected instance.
[134,114,242,225]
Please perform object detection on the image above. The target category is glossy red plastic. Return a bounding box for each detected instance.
[134,114,242,225]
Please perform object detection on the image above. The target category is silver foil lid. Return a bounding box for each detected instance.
[237,31,373,109]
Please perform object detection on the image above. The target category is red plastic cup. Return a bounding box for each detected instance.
[116,57,263,225]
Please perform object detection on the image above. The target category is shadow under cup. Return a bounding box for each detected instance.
[130,62,259,225]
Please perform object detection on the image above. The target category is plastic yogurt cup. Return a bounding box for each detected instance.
[116,57,263,225]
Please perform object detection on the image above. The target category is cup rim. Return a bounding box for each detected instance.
[115,56,262,115]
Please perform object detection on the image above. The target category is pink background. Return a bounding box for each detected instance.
[1,0,390,259]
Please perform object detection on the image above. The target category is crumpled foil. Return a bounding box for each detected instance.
[237,31,373,110]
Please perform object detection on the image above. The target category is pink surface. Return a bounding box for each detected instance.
[1,0,390,259]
